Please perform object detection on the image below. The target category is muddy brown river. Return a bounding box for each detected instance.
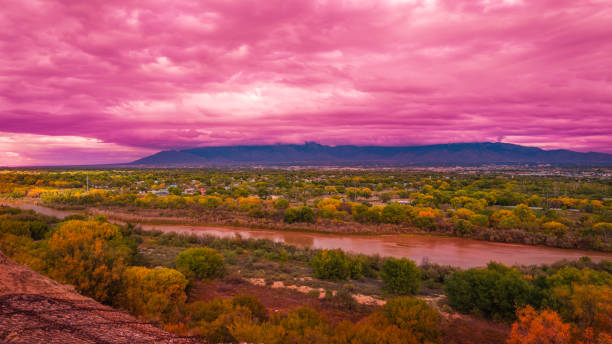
[5,201,612,268]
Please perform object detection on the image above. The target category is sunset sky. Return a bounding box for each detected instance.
[1,0,611,166]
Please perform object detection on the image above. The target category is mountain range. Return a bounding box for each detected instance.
[129,142,612,166]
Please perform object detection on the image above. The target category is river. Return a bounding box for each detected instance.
[4,201,612,268]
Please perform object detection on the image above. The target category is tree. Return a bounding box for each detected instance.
[514,204,536,223]
[45,220,134,304]
[334,297,440,344]
[380,258,421,295]
[491,209,521,229]
[273,198,289,210]
[593,223,612,240]
[454,218,473,236]
[175,247,225,280]
[311,249,360,280]
[379,192,393,203]
[381,297,440,343]
[507,306,571,344]
[542,221,569,235]
[284,206,315,223]
[119,266,188,322]
[445,262,533,320]
[232,295,268,322]
[381,203,407,224]
[469,214,489,227]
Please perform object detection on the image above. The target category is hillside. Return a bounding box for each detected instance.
[0,252,201,344]
[130,142,612,166]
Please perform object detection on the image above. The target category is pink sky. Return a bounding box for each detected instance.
[1,0,612,166]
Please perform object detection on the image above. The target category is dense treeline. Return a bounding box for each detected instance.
[1,205,611,343]
[2,168,611,250]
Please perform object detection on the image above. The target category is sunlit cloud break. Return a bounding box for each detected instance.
[1,0,611,165]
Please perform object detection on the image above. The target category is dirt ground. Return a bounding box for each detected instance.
[189,278,374,324]
[189,278,511,344]
[441,314,511,344]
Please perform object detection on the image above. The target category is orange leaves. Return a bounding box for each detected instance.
[508,306,572,344]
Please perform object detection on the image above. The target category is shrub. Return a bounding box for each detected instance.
[593,223,612,240]
[336,297,440,344]
[380,257,421,295]
[119,266,188,322]
[381,203,407,224]
[311,249,360,280]
[507,306,571,344]
[445,262,533,320]
[469,214,490,227]
[284,206,315,223]
[273,198,290,209]
[328,288,358,311]
[541,221,569,235]
[232,295,269,322]
[454,218,473,236]
[381,297,440,343]
[45,220,134,304]
[275,306,332,342]
[175,247,225,280]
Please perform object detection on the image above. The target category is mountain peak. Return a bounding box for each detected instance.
[130,142,612,166]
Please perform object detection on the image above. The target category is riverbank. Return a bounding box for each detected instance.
[4,200,612,268]
[9,196,612,252]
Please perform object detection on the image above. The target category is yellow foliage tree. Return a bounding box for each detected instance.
[119,266,188,322]
[45,220,133,304]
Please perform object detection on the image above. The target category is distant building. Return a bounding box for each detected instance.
[152,189,169,196]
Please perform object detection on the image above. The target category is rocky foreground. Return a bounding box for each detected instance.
[0,252,202,344]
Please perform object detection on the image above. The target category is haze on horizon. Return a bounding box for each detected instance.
[1,0,612,166]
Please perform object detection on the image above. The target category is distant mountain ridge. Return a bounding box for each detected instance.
[130,142,612,166]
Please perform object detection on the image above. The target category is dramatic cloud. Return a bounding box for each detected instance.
[1,0,611,165]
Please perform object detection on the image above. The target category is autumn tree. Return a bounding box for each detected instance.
[381,203,408,224]
[45,220,135,304]
[119,266,188,322]
[331,297,440,344]
[507,306,572,344]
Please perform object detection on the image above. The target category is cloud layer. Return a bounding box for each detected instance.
[1,0,612,165]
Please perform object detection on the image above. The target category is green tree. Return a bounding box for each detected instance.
[380,258,421,295]
[445,262,533,320]
[175,247,225,280]
[273,198,290,209]
[381,203,407,224]
[311,249,360,280]
[284,206,315,223]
